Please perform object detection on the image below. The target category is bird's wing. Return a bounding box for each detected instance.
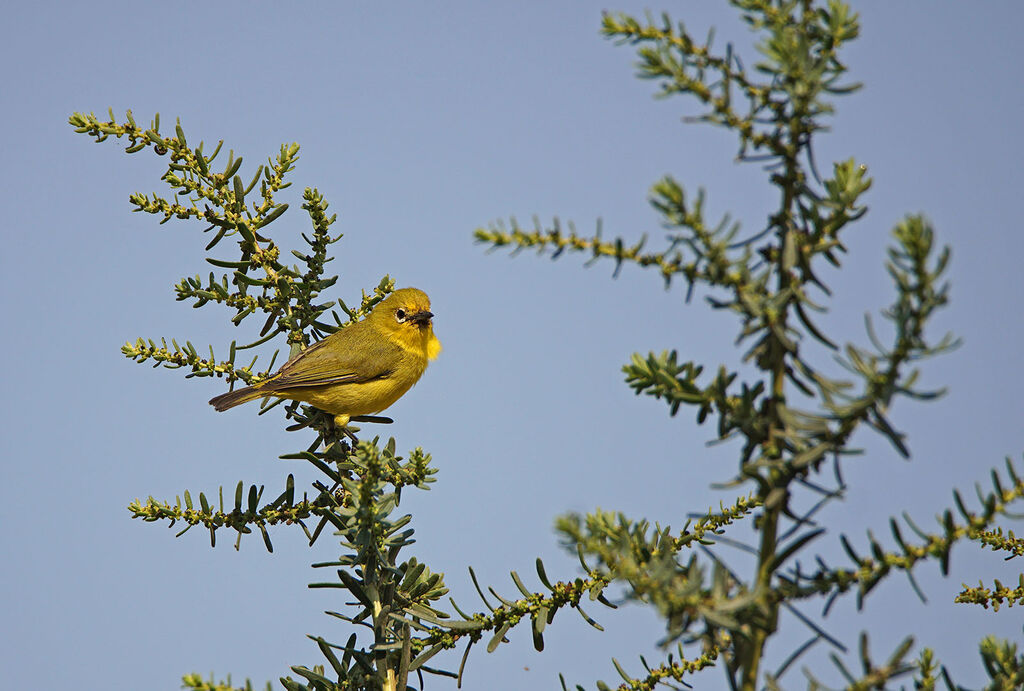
[263,325,404,391]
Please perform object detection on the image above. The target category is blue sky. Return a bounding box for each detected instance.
[2,2,1023,689]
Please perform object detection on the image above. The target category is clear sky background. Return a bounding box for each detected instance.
[2,2,1023,690]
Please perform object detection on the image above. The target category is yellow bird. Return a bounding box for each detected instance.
[209,288,441,427]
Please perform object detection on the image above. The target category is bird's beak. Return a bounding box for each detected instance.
[409,310,434,326]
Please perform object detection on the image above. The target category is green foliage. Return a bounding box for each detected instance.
[74,1,1022,689]
[775,455,1024,614]
[182,674,273,691]
[957,575,1024,612]
[475,1,1023,689]
[70,111,452,690]
[70,108,393,381]
[977,636,1024,691]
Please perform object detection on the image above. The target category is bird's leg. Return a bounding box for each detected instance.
[332,413,359,442]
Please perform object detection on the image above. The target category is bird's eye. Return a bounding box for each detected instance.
[395,309,407,322]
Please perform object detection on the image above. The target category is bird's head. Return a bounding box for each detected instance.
[371,288,442,359]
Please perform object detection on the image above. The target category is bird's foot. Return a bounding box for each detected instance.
[331,414,360,442]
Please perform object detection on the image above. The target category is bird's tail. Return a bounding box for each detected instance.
[209,385,265,412]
